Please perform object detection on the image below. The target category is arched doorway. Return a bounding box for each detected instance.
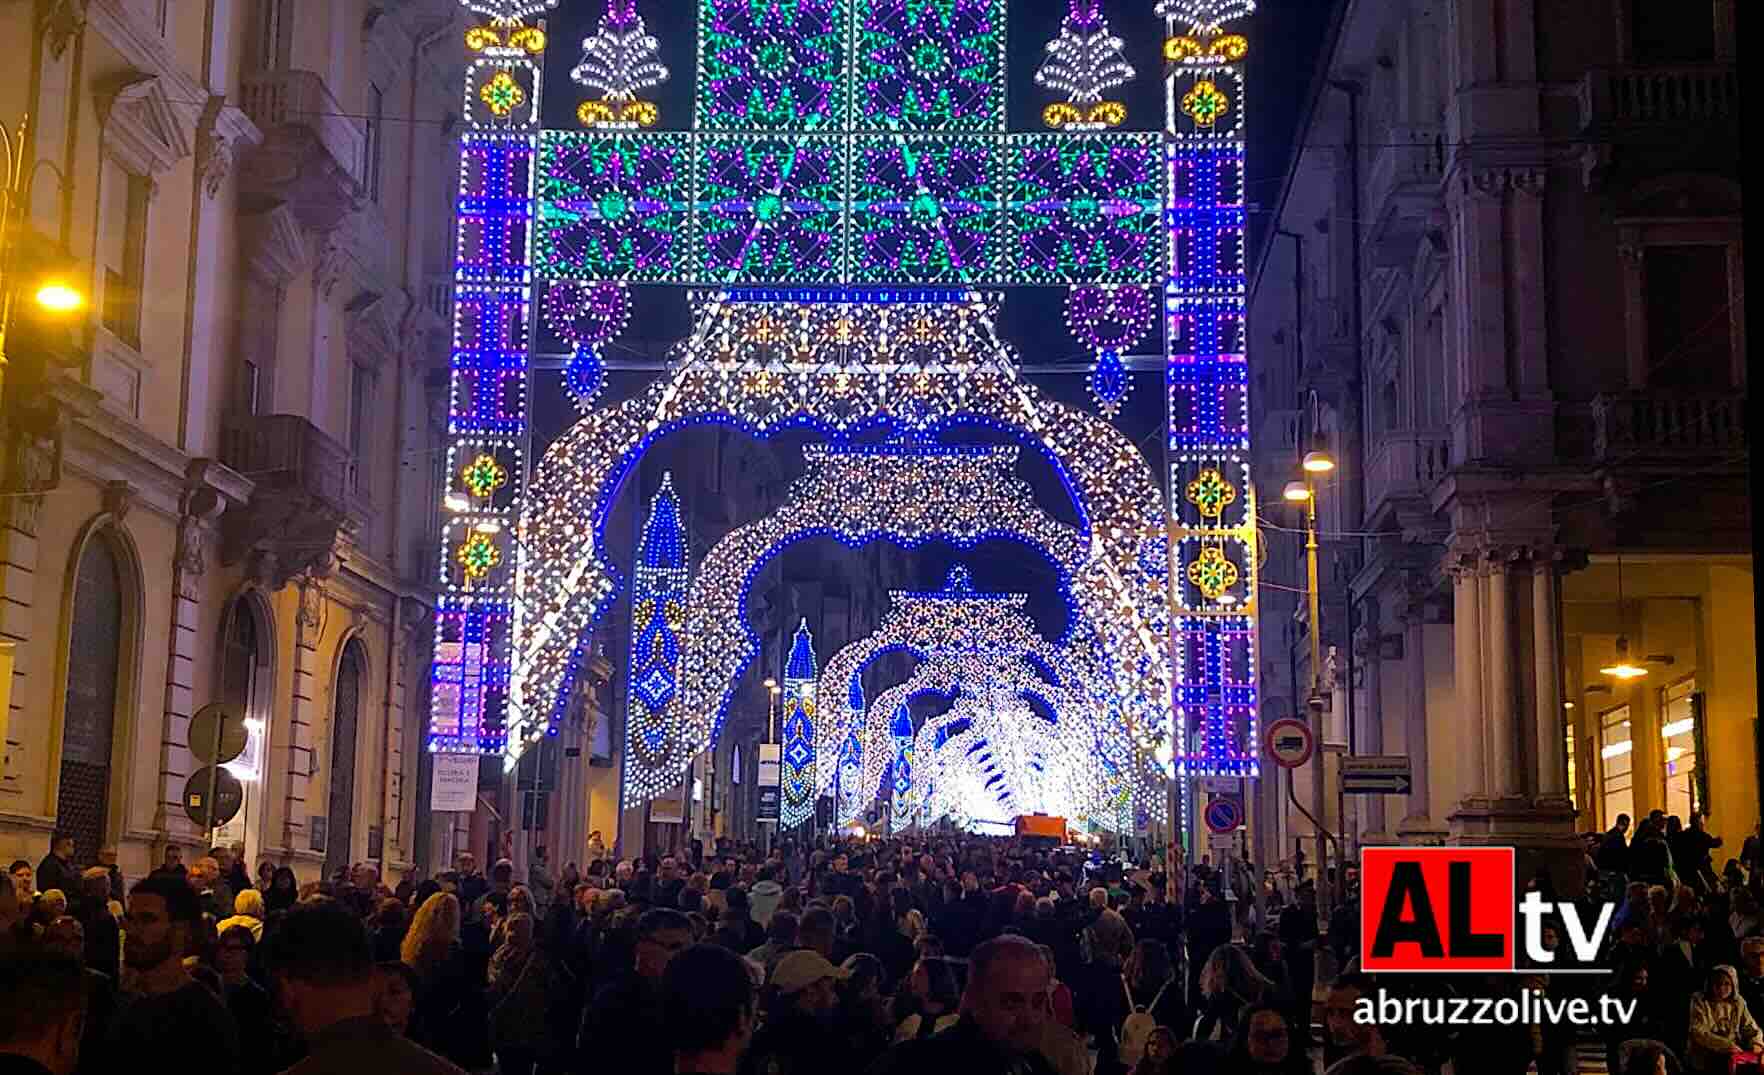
[325,641,366,878]
[217,597,271,864]
[56,534,126,866]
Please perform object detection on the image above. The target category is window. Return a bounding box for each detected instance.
[325,641,365,876]
[365,84,385,203]
[257,0,286,68]
[1600,705,1635,827]
[100,170,150,349]
[57,535,126,866]
[348,364,371,492]
[1662,678,1699,821]
[1645,246,1733,389]
[241,360,261,415]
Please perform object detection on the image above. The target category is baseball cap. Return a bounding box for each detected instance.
[770,950,850,995]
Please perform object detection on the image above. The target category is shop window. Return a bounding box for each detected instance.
[1566,724,1578,815]
[1600,705,1635,826]
[1661,678,1700,821]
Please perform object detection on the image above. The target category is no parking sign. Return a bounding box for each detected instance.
[1204,796,1242,834]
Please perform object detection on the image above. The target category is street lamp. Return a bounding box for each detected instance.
[1,115,86,418]
[765,681,782,741]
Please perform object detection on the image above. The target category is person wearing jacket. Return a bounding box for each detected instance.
[1687,965,1762,1073]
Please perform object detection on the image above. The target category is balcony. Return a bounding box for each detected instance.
[239,70,366,231]
[1364,124,1444,269]
[1579,66,1738,131]
[219,414,372,586]
[1364,431,1450,528]
[1592,392,1746,462]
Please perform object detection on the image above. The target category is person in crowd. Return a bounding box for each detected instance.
[1605,961,1674,1074]
[1132,1027,1181,1075]
[401,891,485,1070]
[372,961,420,1038]
[664,943,755,1075]
[36,835,76,909]
[104,874,241,1073]
[893,956,961,1042]
[10,861,33,903]
[265,867,299,914]
[1600,814,1635,876]
[1687,964,1762,1073]
[486,913,552,1075]
[747,910,799,973]
[371,899,409,963]
[746,950,851,1074]
[214,925,290,1075]
[1107,939,1187,1074]
[264,900,464,1075]
[836,953,893,1059]
[1322,973,1395,1069]
[1739,938,1764,1024]
[217,888,266,943]
[187,857,232,921]
[1221,1003,1310,1075]
[1192,943,1273,1043]
[577,908,692,1075]
[0,953,88,1075]
[39,917,114,1075]
[867,935,1057,1075]
[798,906,837,960]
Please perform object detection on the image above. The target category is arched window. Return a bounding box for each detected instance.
[57,535,125,865]
[325,641,366,877]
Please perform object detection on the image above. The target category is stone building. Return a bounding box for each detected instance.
[0,0,474,884]
[1249,0,1747,885]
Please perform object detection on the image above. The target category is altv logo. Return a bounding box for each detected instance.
[1360,848,1615,973]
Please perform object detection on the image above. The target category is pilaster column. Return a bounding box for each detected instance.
[1532,553,1570,805]
[1484,554,1522,799]
[283,571,327,855]
[1451,556,1488,805]
[1398,597,1435,832]
[1354,599,1387,837]
[156,472,225,834]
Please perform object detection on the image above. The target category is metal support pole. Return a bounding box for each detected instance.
[1304,493,1331,935]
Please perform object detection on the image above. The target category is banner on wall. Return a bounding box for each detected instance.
[431,754,479,812]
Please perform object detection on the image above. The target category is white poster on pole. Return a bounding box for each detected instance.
[431,753,478,812]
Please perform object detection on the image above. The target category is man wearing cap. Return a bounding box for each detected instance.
[866,935,1057,1075]
[745,950,852,1075]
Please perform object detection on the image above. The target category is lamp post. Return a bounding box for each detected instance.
[1286,448,1336,938]
[0,116,84,395]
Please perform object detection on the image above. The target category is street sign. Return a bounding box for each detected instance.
[1341,755,1413,795]
[1265,718,1315,769]
[1200,777,1239,795]
[1203,796,1243,834]
[757,744,781,823]
[188,703,247,765]
[183,766,243,829]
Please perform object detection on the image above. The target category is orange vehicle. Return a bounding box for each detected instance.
[1014,814,1067,842]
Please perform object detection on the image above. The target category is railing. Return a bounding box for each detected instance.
[1592,392,1747,459]
[1365,432,1451,516]
[219,413,368,517]
[1579,65,1738,130]
[239,70,367,190]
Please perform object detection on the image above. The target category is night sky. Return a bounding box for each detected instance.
[531,0,1336,640]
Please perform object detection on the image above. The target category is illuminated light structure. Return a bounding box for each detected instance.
[623,474,690,779]
[1161,0,1261,778]
[1036,0,1135,132]
[779,620,819,828]
[887,702,915,818]
[429,1,1268,824]
[523,298,1175,818]
[1066,284,1157,418]
[571,0,670,129]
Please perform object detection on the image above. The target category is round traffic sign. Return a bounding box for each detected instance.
[183,766,244,830]
[1265,718,1315,769]
[189,703,247,765]
[1204,797,1242,834]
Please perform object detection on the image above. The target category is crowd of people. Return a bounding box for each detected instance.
[1,811,1761,1075]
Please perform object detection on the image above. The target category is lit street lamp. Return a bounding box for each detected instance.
[1,115,86,441]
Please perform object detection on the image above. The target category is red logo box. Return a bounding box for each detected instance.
[1360,847,1516,972]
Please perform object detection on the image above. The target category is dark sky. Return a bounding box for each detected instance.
[532,0,1336,627]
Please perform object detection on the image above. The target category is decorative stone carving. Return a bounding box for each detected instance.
[102,480,136,523]
[96,73,197,176]
[40,0,86,60]
[296,577,325,629]
[314,231,351,300]
[243,204,312,286]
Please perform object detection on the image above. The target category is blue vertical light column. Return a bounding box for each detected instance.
[889,702,915,827]
[780,620,819,828]
[431,4,550,756]
[1161,1,1260,778]
[621,474,691,808]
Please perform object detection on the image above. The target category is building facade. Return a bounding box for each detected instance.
[0,0,472,884]
[1249,0,1748,885]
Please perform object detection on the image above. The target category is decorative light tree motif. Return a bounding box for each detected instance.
[572,0,670,128]
[1036,0,1135,131]
[624,475,690,771]
[780,620,820,828]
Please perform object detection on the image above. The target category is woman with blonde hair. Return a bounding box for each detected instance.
[1192,943,1275,1043]
[402,892,488,1069]
[216,887,266,942]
